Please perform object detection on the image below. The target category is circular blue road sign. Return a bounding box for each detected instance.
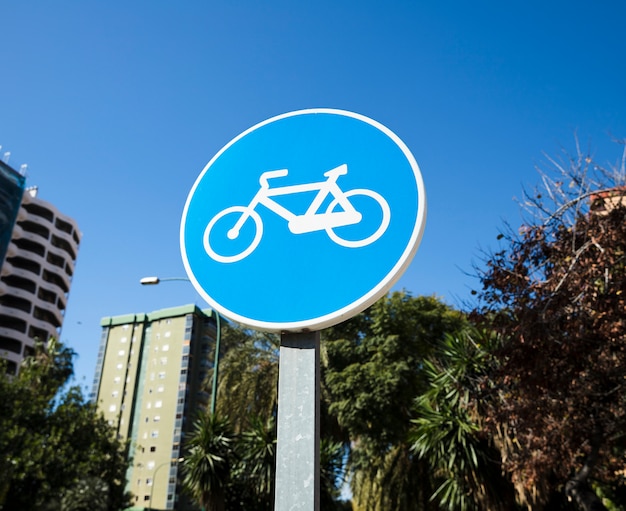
[180,109,426,332]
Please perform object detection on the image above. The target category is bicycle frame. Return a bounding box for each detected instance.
[229,164,361,238]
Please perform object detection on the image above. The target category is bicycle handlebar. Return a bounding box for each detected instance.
[259,169,289,187]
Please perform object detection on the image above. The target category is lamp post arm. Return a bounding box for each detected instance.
[148,457,184,511]
[210,312,221,416]
[149,461,167,511]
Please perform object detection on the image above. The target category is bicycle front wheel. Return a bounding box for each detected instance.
[325,189,391,248]
[203,206,263,263]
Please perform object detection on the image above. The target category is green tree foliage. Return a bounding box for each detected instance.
[0,338,132,511]
[411,328,516,511]
[182,413,234,511]
[182,411,350,511]
[227,415,276,510]
[214,324,279,432]
[475,141,626,510]
[323,292,468,510]
[324,293,468,446]
[188,293,489,510]
[320,438,350,510]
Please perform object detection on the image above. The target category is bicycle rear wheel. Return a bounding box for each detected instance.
[203,206,263,263]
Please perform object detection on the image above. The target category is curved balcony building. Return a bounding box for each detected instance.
[0,187,81,374]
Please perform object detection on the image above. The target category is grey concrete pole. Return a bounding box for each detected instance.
[274,331,320,511]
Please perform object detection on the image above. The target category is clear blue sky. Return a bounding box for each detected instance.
[1,1,625,391]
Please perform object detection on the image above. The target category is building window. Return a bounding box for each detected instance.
[150,446,156,452]
[109,404,116,412]
[146,478,153,486]
[162,344,170,351]
[118,349,125,356]
[158,372,166,379]
[116,363,123,370]
[144,495,150,501]
[164,331,171,338]
[147,461,155,470]
[154,415,160,422]
[151,431,159,438]
[160,357,167,365]
[157,385,164,393]
[155,400,162,408]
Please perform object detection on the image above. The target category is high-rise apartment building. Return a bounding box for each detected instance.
[92,304,217,511]
[0,158,26,266]
[0,185,81,374]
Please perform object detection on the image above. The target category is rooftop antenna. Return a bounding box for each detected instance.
[2,152,10,164]
[19,164,28,176]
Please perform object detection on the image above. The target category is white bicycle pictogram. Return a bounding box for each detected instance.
[203,164,391,263]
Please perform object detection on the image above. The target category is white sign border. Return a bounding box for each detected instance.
[180,108,427,332]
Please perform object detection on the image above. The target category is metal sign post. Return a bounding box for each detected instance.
[274,332,320,511]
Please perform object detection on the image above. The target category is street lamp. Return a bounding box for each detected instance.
[140,276,191,285]
[140,276,222,415]
[148,457,185,511]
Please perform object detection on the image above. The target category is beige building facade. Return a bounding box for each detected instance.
[92,304,217,511]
